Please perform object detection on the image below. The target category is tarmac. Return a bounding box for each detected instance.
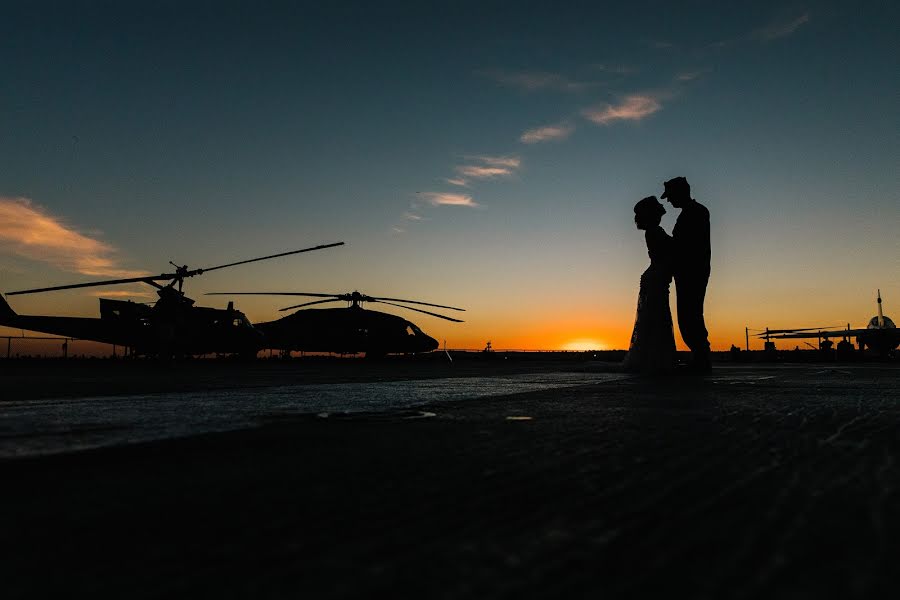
[2,360,899,598]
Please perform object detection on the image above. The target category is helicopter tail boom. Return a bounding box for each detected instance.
[0,294,15,323]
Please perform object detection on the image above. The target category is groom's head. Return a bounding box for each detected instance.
[661,176,691,208]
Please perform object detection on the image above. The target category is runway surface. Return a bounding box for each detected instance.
[2,362,899,598]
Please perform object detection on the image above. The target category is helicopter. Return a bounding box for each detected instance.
[1,243,344,357]
[757,290,899,356]
[206,290,464,357]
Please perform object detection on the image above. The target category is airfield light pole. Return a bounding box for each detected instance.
[745,327,750,351]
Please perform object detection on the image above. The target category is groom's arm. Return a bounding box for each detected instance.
[676,205,711,274]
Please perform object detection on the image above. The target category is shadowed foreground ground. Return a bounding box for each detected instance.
[2,364,899,598]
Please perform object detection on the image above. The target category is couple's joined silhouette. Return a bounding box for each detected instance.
[623,177,711,375]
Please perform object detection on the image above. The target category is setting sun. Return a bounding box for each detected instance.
[561,339,608,351]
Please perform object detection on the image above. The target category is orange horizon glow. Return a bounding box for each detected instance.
[0,308,852,355]
[4,287,895,356]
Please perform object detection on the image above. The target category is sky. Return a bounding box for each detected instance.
[1,0,898,353]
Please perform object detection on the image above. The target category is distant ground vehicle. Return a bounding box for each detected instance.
[1,243,343,357]
[759,290,899,356]
[207,290,464,356]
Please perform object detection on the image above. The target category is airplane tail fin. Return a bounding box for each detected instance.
[0,294,15,322]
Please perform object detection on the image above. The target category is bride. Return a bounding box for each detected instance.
[623,196,677,374]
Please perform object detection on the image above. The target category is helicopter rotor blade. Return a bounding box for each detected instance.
[279,298,343,311]
[369,296,465,312]
[754,326,838,336]
[9,243,345,297]
[205,292,341,299]
[7,275,170,296]
[199,243,345,274]
[205,290,464,312]
[373,300,464,323]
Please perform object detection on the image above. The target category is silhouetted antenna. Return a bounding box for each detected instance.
[877,289,885,328]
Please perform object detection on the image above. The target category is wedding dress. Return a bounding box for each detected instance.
[622,225,677,374]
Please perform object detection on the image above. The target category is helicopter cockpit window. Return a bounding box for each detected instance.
[406,325,416,336]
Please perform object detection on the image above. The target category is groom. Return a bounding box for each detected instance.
[661,176,711,373]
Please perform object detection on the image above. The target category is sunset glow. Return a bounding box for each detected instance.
[562,339,608,352]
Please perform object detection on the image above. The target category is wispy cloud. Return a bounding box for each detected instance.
[520,122,574,144]
[418,192,479,208]
[709,11,811,49]
[675,69,708,82]
[456,155,521,179]
[477,69,592,93]
[753,12,810,41]
[582,94,663,125]
[457,165,512,178]
[466,155,521,169]
[89,289,154,299]
[444,177,469,187]
[0,197,144,277]
[402,212,425,221]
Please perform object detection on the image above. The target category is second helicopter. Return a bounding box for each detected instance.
[208,290,464,357]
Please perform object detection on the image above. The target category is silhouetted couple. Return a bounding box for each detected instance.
[623,177,711,375]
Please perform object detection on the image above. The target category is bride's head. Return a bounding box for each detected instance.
[634,196,666,230]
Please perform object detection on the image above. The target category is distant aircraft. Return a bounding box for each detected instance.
[758,290,899,355]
